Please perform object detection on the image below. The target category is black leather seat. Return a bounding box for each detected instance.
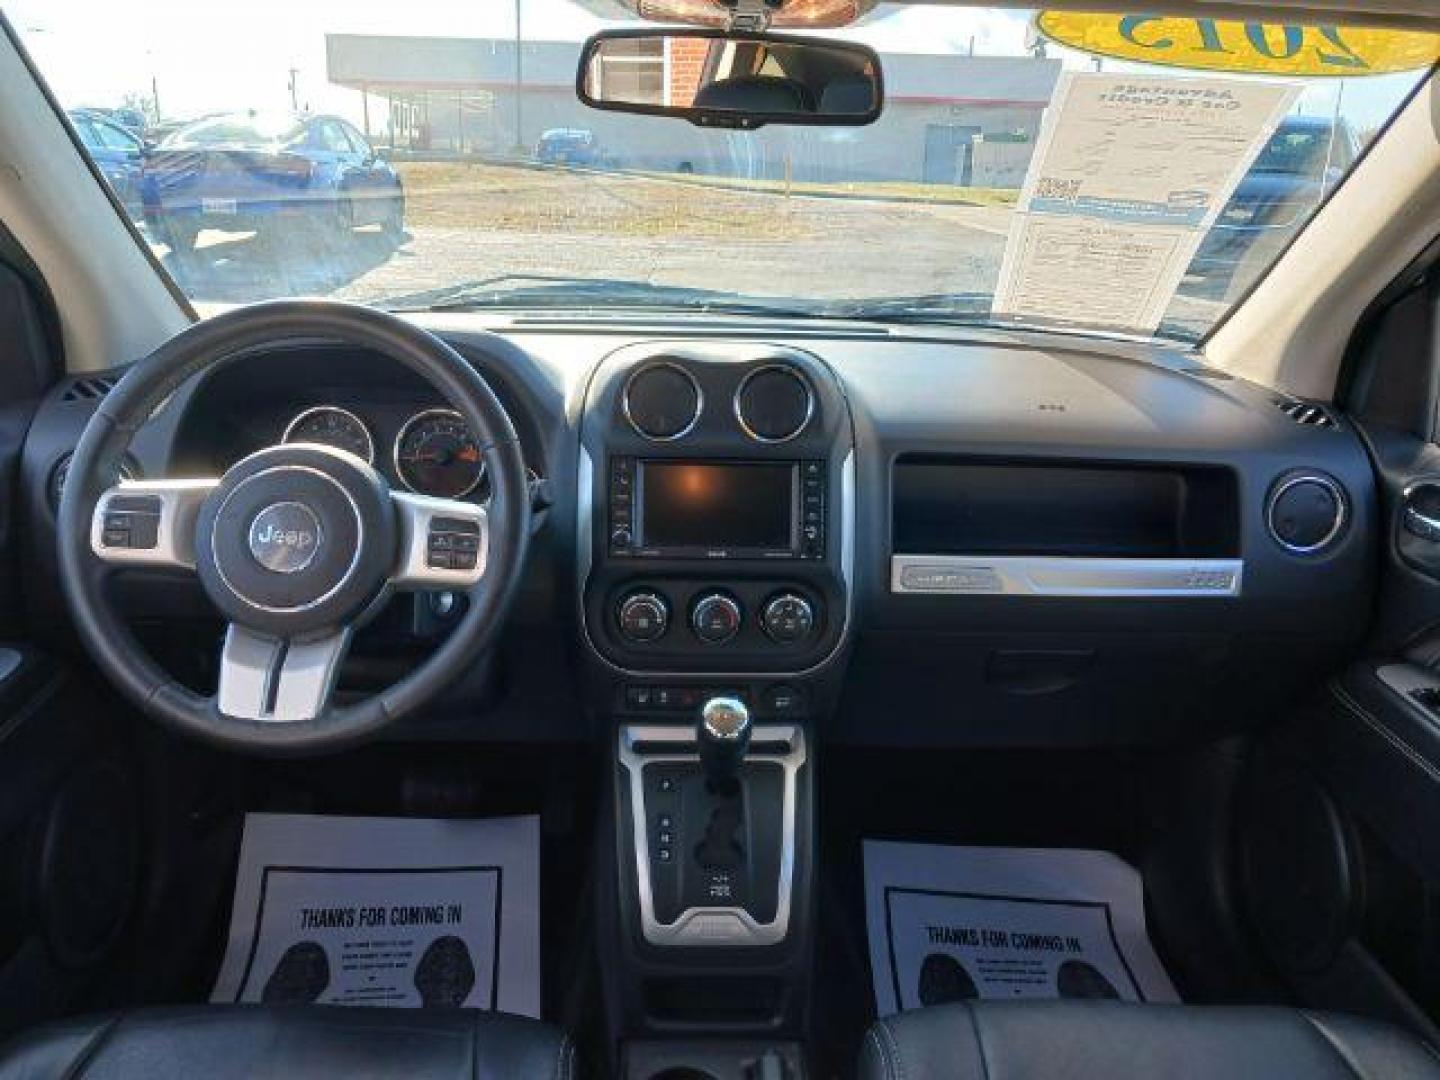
[860,1001,1440,1079]
[0,1005,573,1080]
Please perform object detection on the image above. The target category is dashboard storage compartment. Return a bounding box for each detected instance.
[892,458,1239,559]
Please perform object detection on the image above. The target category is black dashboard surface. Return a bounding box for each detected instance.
[17,316,1378,747]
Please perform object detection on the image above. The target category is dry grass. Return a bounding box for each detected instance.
[395,161,812,239]
[632,170,1021,207]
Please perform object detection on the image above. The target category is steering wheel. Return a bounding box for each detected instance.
[56,300,531,755]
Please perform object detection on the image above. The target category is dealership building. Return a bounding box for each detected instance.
[325,33,1059,186]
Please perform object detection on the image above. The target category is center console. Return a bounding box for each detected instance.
[579,342,853,690]
[578,343,852,1077]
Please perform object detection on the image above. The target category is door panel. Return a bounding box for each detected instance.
[0,259,53,636]
[1254,263,1440,1035]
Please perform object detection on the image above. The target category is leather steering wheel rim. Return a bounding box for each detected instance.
[56,299,531,756]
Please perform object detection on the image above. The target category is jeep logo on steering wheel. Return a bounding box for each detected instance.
[247,502,322,574]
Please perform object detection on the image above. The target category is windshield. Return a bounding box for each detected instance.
[8,1,1435,342]
[1252,120,1349,176]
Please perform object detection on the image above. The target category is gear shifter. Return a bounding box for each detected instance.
[698,696,751,793]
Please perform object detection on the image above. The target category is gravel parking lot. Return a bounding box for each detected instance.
[156,162,1224,335]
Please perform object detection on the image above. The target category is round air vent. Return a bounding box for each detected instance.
[622,362,702,441]
[1267,473,1347,554]
[735,364,814,443]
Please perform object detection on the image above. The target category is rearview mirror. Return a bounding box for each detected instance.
[577,29,883,130]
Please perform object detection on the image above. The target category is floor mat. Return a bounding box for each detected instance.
[864,841,1178,1016]
[210,813,539,1016]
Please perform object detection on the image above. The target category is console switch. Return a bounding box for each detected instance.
[692,593,742,644]
[762,593,815,644]
[617,591,669,642]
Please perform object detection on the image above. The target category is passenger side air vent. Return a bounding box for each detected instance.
[1266,472,1347,555]
[61,376,117,403]
[1273,396,1337,429]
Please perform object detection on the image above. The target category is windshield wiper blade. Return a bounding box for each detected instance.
[828,292,996,322]
[377,275,822,319]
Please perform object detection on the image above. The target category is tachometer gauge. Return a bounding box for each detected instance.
[282,406,375,464]
[394,409,485,498]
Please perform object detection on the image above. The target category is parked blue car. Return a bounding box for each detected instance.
[536,128,605,167]
[141,112,405,254]
[68,109,148,220]
[1188,115,1358,298]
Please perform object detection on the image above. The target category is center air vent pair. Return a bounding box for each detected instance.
[623,361,813,443]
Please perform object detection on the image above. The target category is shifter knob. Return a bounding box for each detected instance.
[698,696,751,791]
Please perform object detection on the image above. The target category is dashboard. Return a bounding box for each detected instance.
[15,316,1378,748]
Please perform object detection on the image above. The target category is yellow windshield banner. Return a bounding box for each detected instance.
[1035,13,1440,77]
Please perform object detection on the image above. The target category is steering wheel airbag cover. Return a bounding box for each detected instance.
[195,444,392,637]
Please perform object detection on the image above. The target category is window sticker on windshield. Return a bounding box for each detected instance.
[996,73,1301,334]
[992,72,1299,333]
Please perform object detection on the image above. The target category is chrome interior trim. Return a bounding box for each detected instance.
[1266,473,1347,555]
[576,449,855,679]
[733,363,815,444]
[90,478,218,570]
[621,361,704,442]
[216,624,352,722]
[618,722,805,947]
[891,554,1243,597]
[392,407,486,498]
[281,405,376,465]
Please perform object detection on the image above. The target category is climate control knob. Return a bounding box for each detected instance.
[762,593,816,644]
[691,593,742,645]
[617,591,669,643]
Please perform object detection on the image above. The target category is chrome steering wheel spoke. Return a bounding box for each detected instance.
[89,478,218,571]
[216,624,353,723]
[390,490,489,589]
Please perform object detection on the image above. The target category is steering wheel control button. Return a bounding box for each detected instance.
[427,516,482,571]
[617,591,670,643]
[761,593,816,644]
[247,502,322,574]
[692,593,742,644]
[100,495,162,549]
[98,498,162,550]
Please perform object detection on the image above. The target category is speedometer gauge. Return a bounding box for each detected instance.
[283,406,375,463]
[394,409,485,498]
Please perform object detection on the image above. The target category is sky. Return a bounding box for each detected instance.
[2,0,1424,135]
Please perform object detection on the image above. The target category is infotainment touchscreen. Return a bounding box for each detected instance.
[639,462,797,553]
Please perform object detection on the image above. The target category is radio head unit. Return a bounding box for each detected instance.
[608,458,825,560]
